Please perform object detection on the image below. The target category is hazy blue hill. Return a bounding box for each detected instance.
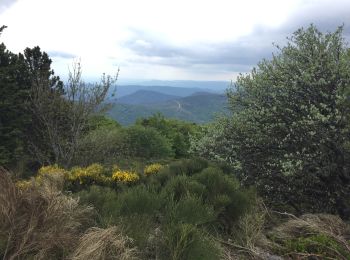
[108,85,221,98]
[117,90,180,105]
[108,92,228,125]
[135,80,230,91]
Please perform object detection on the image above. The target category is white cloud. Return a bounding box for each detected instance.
[0,0,348,81]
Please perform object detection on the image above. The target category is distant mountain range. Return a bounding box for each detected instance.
[115,80,230,92]
[108,84,222,98]
[107,90,228,125]
[117,90,180,105]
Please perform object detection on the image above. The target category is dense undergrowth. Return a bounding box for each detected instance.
[2,159,350,259]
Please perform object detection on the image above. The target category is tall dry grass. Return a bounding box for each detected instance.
[0,167,139,260]
[0,167,93,259]
[71,226,138,260]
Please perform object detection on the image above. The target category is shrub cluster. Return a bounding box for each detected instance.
[77,158,254,259]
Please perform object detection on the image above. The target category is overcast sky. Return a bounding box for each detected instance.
[1,0,350,82]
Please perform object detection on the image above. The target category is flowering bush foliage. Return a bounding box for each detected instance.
[144,163,163,176]
[35,164,68,182]
[18,163,141,189]
[112,170,139,183]
[15,180,32,190]
[69,163,108,184]
[16,165,68,189]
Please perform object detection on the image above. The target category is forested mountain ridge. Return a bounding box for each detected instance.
[117,89,180,104]
[108,92,228,125]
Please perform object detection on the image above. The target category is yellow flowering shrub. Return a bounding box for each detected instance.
[112,170,139,183]
[39,164,64,175]
[35,164,68,183]
[38,164,68,178]
[144,163,163,176]
[69,163,109,184]
[15,180,32,190]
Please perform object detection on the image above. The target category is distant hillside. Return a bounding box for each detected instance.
[108,92,228,125]
[134,80,230,91]
[108,85,221,98]
[117,90,180,105]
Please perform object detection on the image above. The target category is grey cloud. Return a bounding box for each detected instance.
[0,0,17,13]
[48,51,76,59]
[272,0,350,39]
[123,32,273,72]
[123,2,350,74]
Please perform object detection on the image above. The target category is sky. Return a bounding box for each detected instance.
[0,0,350,83]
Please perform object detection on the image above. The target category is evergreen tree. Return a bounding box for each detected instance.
[0,43,30,167]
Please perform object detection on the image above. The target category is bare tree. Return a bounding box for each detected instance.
[28,59,118,167]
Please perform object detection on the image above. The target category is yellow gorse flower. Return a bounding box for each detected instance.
[112,170,139,183]
[38,164,68,177]
[36,164,68,183]
[144,163,163,176]
[69,163,107,184]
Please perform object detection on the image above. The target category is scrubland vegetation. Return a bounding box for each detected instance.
[1,24,350,259]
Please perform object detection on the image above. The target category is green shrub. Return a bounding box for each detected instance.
[193,167,253,231]
[165,195,216,226]
[76,185,118,226]
[124,125,174,159]
[162,224,221,260]
[168,160,189,176]
[162,175,206,202]
[75,127,126,166]
[183,157,209,175]
[167,158,208,176]
[185,232,221,260]
[146,167,173,190]
[193,167,239,201]
[119,214,156,252]
[115,185,162,216]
